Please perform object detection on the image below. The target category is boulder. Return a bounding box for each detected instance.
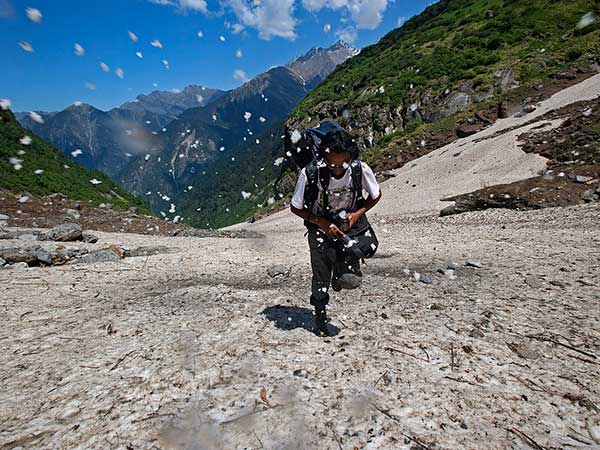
[32,248,53,266]
[456,124,484,138]
[0,247,38,264]
[74,248,122,264]
[267,265,290,278]
[46,223,83,242]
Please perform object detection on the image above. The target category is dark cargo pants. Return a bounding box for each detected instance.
[308,228,361,309]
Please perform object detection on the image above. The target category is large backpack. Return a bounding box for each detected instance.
[284,120,365,224]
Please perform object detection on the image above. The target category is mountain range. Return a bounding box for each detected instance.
[16,40,360,218]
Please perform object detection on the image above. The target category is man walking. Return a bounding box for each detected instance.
[290,123,381,336]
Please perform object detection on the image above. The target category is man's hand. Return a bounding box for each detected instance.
[347,211,362,229]
[321,220,343,240]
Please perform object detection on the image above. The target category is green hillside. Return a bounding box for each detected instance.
[0,109,148,211]
[291,0,598,123]
[178,122,286,229]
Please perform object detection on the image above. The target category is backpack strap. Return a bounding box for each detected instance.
[303,160,331,229]
[350,160,364,211]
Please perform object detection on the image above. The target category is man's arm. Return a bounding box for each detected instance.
[348,191,382,228]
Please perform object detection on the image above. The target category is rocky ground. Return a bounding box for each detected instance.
[1,68,600,450]
[441,97,600,216]
[1,203,599,450]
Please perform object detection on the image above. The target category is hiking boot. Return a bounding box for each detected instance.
[336,273,362,290]
[314,307,331,336]
[331,280,342,292]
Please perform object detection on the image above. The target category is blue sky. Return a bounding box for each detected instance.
[1,0,434,113]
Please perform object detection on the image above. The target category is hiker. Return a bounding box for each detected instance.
[289,121,382,336]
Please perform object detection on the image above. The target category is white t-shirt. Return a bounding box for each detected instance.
[291,161,380,215]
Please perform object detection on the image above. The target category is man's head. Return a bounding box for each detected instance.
[321,128,357,177]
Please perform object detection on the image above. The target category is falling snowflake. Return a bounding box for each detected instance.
[73,101,82,106]
[9,157,23,170]
[273,157,284,166]
[100,62,110,72]
[114,68,124,79]
[291,129,302,144]
[71,149,82,157]
[196,94,204,103]
[0,99,11,110]
[212,114,217,121]
[151,40,163,48]
[19,41,34,52]
[19,136,32,145]
[26,7,42,23]
[219,35,226,42]
[241,191,251,200]
[34,169,44,174]
[259,116,266,123]
[267,197,275,205]
[144,154,150,161]
[136,51,143,58]
[29,112,44,124]
[323,24,331,33]
[128,31,139,42]
[577,12,597,29]
[90,178,102,185]
[85,81,96,90]
[162,59,170,70]
[169,203,176,213]
[197,31,204,38]
[235,49,243,58]
[378,86,385,94]
[244,111,252,122]
[64,165,70,169]
[255,139,260,144]
[74,43,85,57]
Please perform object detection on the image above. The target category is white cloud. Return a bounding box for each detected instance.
[397,16,407,27]
[148,0,208,13]
[226,0,297,41]
[335,25,357,44]
[233,69,248,82]
[302,0,389,30]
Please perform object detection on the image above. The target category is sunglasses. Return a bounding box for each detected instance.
[325,161,350,169]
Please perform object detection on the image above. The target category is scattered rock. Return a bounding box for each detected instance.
[575,175,594,184]
[5,262,29,270]
[46,223,83,242]
[124,245,169,258]
[18,196,30,204]
[267,265,290,278]
[0,257,5,266]
[429,303,446,311]
[465,260,482,268]
[0,247,38,264]
[506,342,541,360]
[64,209,81,220]
[524,276,543,289]
[0,214,9,221]
[447,261,458,270]
[420,274,433,285]
[82,233,99,244]
[32,248,53,266]
[582,189,598,203]
[456,124,484,138]
[18,233,40,241]
[74,248,122,265]
[293,369,308,378]
[127,207,138,215]
[381,171,396,179]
